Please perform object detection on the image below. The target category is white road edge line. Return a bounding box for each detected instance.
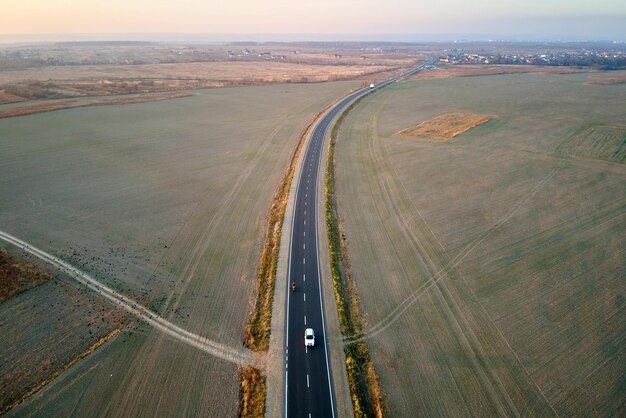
[314,112,337,418]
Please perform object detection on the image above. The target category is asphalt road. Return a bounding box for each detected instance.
[284,63,431,418]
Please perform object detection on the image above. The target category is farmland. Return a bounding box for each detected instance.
[395,112,492,140]
[0,43,422,104]
[334,72,625,416]
[0,80,359,416]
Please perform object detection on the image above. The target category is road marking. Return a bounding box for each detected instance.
[304,293,306,302]
[303,243,306,250]
[307,374,310,388]
[305,346,308,354]
[304,220,306,225]
[303,257,305,265]
[303,274,306,282]
[304,315,307,325]
[304,210,306,216]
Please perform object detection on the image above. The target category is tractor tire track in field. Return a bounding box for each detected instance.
[158,114,292,320]
[340,94,564,416]
[132,113,296,415]
[343,159,563,344]
[0,230,256,367]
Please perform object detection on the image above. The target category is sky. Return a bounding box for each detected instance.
[1,0,625,41]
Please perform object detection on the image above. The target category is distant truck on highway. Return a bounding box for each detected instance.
[369,83,375,88]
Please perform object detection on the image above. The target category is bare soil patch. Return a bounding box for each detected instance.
[0,249,51,302]
[0,91,191,119]
[396,112,492,140]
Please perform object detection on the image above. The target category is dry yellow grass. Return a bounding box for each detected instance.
[238,366,266,418]
[396,112,492,140]
[0,92,191,119]
[0,61,397,104]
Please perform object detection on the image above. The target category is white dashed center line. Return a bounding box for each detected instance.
[307,374,310,388]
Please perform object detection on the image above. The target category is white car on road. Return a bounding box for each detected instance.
[305,328,315,347]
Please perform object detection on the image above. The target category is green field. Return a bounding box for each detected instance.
[0,81,358,416]
[334,73,625,416]
[555,123,626,163]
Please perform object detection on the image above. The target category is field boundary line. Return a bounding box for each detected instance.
[0,230,256,367]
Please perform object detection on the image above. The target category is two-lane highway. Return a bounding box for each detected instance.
[284,62,432,417]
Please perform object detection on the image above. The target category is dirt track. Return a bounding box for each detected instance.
[0,230,257,367]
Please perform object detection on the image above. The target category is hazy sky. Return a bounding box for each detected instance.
[2,0,625,40]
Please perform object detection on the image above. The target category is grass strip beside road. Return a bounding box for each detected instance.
[325,97,385,418]
[241,105,335,415]
[243,111,319,352]
[238,366,266,418]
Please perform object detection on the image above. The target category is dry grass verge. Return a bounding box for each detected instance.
[243,115,311,352]
[326,99,384,418]
[0,249,51,303]
[0,91,192,119]
[238,366,266,418]
[585,72,626,85]
[241,101,339,414]
[396,112,492,140]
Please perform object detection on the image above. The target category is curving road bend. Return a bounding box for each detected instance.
[284,62,432,417]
